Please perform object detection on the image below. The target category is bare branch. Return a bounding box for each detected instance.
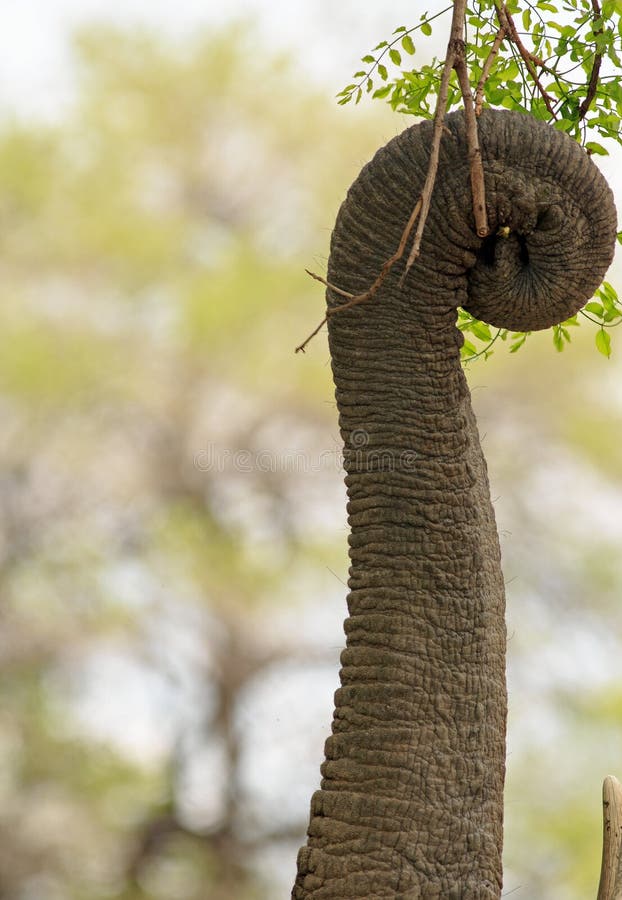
[295,199,423,353]
[304,269,354,299]
[500,4,545,68]
[403,0,470,277]
[295,314,328,353]
[454,48,489,237]
[475,24,506,116]
[579,0,603,120]
[296,0,490,349]
[497,3,558,119]
[597,775,622,900]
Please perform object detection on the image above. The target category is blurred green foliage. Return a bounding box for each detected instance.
[0,15,621,900]
[0,21,388,899]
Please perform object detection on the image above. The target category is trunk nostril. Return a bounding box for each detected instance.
[517,233,530,266]
[477,233,498,267]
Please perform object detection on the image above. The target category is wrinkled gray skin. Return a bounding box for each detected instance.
[293,110,617,899]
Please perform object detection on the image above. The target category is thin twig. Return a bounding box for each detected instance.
[475,24,507,115]
[501,4,545,67]
[295,199,423,353]
[336,196,422,309]
[339,5,455,105]
[497,3,558,119]
[403,0,471,279]
[296,0,490,351]
[295,314,328,353]
[463,327,502,363]
[454,46,489,236]
[304,269,354,299]
[579,0,603,120]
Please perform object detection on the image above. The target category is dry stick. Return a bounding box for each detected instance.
[454,44,489,238]
[295,313,329,353]
[296,0,490,351]
[579,0,603,120]
[502,5,545,67]
[294,199,422,353]
[402,0,478,279]
[305,269,354,300]
[475,24,506,116]
[326,196,423,314]
[597,775,622,900]
[497,3,558,119]
[294,273,355,354]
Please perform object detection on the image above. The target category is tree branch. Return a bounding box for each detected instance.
[579,0,603,120]
[454,46,489,238]
[475,24,507,116]
[403,0,489,278]
[295,199,422,353]
[597,775,622,900]
[496,3,558,119]
[499,4,545,68]
[296,0,490,350]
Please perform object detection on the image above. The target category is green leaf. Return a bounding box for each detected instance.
[389,48,402,66]
[393,25,407,34]
[561,314,579,327]
[362,55,375,63]
[378,64,388,80]
[390,84,404,110]
[402,34,416,55]
[585,301,605,317]
[553,118,576,132]
[596,328,612,357]
[421,21,432,36]
[469,320,492,342]
[372,85,392,99]
[502,60,520,81]
[597,281,621,317]
[461,339,478,358]
[522,7,532,30]
[509,334,528,353]
[616,230,622,245]
[585,141,609,155]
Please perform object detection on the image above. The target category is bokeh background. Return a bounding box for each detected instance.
[2,2,622,898]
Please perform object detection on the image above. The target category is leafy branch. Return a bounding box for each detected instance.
[324,0,622,362]
[296,0,489,353]
[336,9,453,107]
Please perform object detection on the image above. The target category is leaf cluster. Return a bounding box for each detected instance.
[338,0,622,362]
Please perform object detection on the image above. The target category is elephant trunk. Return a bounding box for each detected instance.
[293,110,617,899]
